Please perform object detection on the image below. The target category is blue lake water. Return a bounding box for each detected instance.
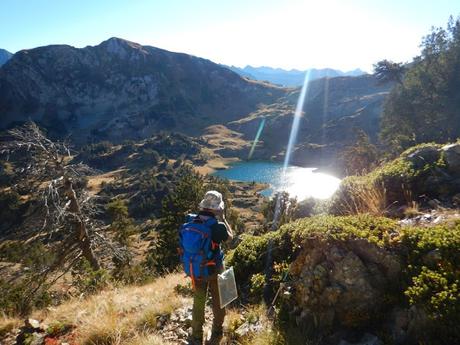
[212,161,341,200]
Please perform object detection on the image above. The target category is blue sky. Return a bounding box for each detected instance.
[1,0,459,71]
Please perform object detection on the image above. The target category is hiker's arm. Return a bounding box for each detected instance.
[221,214,234,240]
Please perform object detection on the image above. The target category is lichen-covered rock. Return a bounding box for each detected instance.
[290,239,400,330]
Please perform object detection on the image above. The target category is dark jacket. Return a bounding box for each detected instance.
[197,210,229,274]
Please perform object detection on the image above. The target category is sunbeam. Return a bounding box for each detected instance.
[283,70,311,169]
[321,75,330,167]
[272,70,311,229]
[248,117,266,160]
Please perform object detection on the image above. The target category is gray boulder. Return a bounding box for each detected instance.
[442,143,460,173]
[405,145,441,169]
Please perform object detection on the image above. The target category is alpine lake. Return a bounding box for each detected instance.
[212,161,341,200]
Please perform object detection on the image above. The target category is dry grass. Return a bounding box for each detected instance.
[0,315,21,338]
[195,124,248,175]
[87,170,124,195]
[241,329,282,345]
[238,305,282,345]
[125,333,174,345]
[32,273,188,345]
[225,305,271,342]
[403,201,422,218]
[195,156,239,175]
[224,308,244,334]
[339,182,388,216]
[136,288,182,332]
[402,186,422,218]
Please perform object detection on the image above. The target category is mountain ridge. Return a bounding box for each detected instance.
[228,65,366,86]
[0,37,287,143]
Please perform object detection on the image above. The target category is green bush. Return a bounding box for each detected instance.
[249,273,265,301]
[106,199,138,245]
[227,214,397,302]
[284,214,398,248]
[71,259,111,294]
[0,278,51,316]
[229,214,460,343]
[46,320,74,337]
[406,266,459,318]
[0,190,22,231]
[399,221,460,342]
[0,241,55,271]
[112,262,152,285]
[225,230,292,287]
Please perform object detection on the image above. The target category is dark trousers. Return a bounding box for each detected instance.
[191,269,225,339]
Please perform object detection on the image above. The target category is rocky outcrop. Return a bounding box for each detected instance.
[404,143,460,203]
[290,238,401,332]
[0,38,286,143]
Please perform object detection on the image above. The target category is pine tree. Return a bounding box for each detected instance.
[380,16,460,154]
[341,129,378,175]
[151,167,205,272]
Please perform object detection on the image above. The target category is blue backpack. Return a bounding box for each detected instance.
[178,214,223,287]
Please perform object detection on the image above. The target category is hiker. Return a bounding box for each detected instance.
[179,190,233,345]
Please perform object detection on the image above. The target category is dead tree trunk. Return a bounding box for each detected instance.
[64,178,100,270]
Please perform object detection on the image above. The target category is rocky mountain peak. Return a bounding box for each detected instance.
[98,37,147,58]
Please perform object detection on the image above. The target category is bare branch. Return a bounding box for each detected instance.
[1,121,115,278]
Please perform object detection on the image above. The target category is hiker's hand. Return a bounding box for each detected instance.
[216,209,224,219]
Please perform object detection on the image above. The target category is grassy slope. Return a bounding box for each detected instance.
[2,274,185,345]
[0,272,280,345]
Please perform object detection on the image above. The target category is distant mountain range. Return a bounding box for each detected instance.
[0,49,12,66]
[227,65,366,86]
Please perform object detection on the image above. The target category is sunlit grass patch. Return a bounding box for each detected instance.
[31,273,188,345]
[224,308,244,335]
[136,292,181,331]
[126,332,174,345]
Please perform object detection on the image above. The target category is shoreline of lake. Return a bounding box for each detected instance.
[212,160,341,200]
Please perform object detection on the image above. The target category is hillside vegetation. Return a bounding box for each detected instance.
[228,214,460,344]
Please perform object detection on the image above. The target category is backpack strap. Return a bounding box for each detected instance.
[192,214,203,224]
[203,216,218,226]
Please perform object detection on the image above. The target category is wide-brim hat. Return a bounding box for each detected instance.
[199,190,225,211]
